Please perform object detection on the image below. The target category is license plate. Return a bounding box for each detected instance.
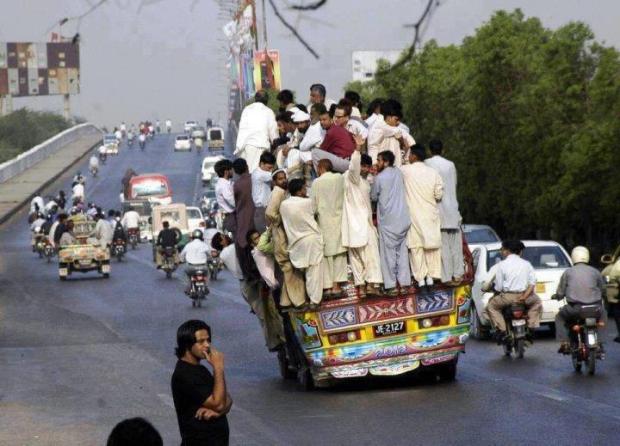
[79,260,92,266]
[535,283,545,293]
[101,265,110,273]
[373,321,406,337]
[587,333,597,345]
[59,268,68,276]
[512,319,526,326]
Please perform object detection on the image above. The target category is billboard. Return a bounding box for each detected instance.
[0,42,80,97]
[253,50,281,91]
[352,50,402,81]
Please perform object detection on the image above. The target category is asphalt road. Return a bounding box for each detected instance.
[2,133,620,446]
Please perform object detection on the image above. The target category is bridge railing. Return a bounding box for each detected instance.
[0,123,102,184]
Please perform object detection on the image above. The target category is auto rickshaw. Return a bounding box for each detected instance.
[151,203,189,265]
[58,215,111,280]
[279,241,475,389]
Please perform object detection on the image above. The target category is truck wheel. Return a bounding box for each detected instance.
[59,276,67,281]
[437,357,458,382]
[103,273,110,279]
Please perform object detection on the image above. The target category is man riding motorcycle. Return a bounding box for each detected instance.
[121,208,141,243]
[165,119,172,133]
[179,229,211,294]
[554,246,607,353]
[156,220,180,268]
[484,240,543,343]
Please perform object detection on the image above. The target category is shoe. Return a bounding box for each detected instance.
[425,277,434,287]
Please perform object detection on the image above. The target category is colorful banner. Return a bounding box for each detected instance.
[253,50,281,91]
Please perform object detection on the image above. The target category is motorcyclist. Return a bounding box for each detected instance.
[484,240,543,343]
[30,212,47,250]
[165,119,172,133]
[156,120,161,133]
[89,154,99,175]
[86,203,99,218]
[30,195,45,216]
[56,191,67,210]
[138,132,146,149]
[98,144,107,161]
[156,220,180,268]
[554,246,607,353]
[92,212,114,248]
[179,229,211,292]
[114,128,123,141]
[121,208,140,231]
[112,212,127,245]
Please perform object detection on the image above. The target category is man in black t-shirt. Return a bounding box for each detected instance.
[171,320,232,446]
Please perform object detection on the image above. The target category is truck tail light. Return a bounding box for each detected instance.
[328,330,360,345]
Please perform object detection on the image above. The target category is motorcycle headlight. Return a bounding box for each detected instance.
[34,227,41,233]
[604,275,611,283]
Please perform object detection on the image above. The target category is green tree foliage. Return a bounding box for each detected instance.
[0,108,71,163]
[346,9,620,253]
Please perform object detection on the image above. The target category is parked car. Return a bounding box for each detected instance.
[469,240,572,338]
[174,135,192,151]
[187,206,205,233]
[462,224,501,247]
[184,120,198,133]
[191,126,207,141]
[201,155,225,186]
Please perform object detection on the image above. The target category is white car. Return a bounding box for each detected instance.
[469,240,572,338]
[201,155,224,186]
[187,206,204,233]
[462,224,501,248]
[184,120,198,133]
[103,134,119,155]
[174,135,192,151]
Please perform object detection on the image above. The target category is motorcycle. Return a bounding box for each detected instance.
[89,165,98,177]
[207,255,221,281]
[127,136,135,148]
[127,227,139,250]
[189,268,209,307]
[33,230,46,258]
[112,238,126,262]
[138,134,146,150]
[561,303,603,375]
[195,137,204,152]
[43,238,55,263]
[161,246,178,279]
[499,303,529,358]
[98,151,107,163]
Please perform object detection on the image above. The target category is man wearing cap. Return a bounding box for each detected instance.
[401,144,444,287]
[276,109,309,180]
[235,90,279,173]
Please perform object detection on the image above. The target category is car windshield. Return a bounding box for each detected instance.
[177,136,189,140]
[487,246,571,270]
[132,180,168,197]
[104,136,116,143]
[464,228,500,244]
[209,129,223,140]
[187,209,201,219]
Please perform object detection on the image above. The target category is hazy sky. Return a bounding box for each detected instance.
[1,0,619,128]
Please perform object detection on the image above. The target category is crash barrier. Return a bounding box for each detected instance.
[0,123,102,184]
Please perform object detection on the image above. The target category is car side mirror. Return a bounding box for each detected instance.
[601,254,613,264]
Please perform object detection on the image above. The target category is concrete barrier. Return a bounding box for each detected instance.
[0,123,102,184]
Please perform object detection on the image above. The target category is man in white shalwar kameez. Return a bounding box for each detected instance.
[367,100,414,166]
[280,179,325,306]
[425,139,464,284]
[235,90,279,173]
[342,149,383,296]
[401,145,444,286]
[311,159,348,295]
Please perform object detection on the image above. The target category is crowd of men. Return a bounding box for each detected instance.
[208,84,466,352]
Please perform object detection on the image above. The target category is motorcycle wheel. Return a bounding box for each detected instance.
[103,273,110,279]
[502,340,512,357]
[38,250,43,259]
[46,255,51,263]
[117,253,123,262]
[197,298,202,308]
[572,353,582,373]
[516,339,525,359]
[166,270,172,279]
[192,300,196,308]
[587,349,596,376]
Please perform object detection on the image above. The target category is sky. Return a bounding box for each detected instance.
[1,0,619,128]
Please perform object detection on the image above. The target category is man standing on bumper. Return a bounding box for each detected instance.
[171,320,232,446]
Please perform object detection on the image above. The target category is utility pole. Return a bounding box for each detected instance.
[63,94,71,120]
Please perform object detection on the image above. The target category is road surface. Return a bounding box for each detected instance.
[2,132,620,445]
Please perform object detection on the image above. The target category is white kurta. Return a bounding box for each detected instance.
[342,151,383,285]
[424,155,462,229]
[401,162,444,282]
[367,116,415,166]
